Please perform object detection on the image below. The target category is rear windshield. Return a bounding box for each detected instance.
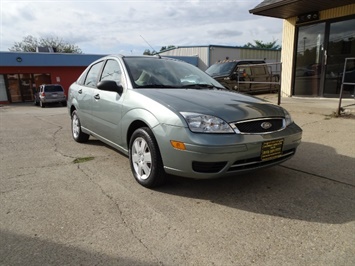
[44,85,64,92]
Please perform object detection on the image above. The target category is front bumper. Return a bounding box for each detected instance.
[153,122,302,179]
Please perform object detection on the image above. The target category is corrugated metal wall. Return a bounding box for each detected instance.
[209,47,241,65]
[160,47,210,70]
[161,46,281,71]
[281,4,355,97]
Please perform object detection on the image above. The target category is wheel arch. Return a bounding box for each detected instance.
[70,104,76,116]
[126,120,150,147]
[123,108,160,148]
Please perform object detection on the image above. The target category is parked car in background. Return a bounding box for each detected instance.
[34,84,67,107]
[205,60,279,93]
[68,55,302,188]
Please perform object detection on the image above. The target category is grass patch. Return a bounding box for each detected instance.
[73,156,95,164]
[324,111,355,120]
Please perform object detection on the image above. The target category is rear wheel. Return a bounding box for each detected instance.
[129,127,166,188]
[71,110,89,143]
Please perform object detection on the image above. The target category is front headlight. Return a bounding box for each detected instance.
[283,109,293,126]
[180,112,234,133]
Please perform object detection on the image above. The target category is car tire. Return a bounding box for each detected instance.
[71,110,89,143]
[129,127,166,188]
[40,101,45,108]
[62,101,67,107]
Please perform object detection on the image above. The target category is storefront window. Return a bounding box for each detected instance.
[5,73,51,103]
[324,18,355,97]
[294,16,355,97]
[7,74,22,103]
[0,75,8,102]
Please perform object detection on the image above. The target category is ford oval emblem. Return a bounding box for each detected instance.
[261,122,272,130]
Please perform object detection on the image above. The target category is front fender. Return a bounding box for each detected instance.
[120,107,183,151]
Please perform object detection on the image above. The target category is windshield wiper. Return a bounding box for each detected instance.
[182,84,225,90]
[135,84,176,88]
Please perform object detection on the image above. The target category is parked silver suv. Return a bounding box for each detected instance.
[34,84,67,108]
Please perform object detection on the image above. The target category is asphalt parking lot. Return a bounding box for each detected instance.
[1,96,354,266]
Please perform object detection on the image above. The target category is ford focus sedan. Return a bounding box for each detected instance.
[68,55,302,188]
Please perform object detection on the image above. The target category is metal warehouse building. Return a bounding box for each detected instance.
[159,45,282,71]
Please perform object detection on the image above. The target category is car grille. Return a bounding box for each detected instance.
[192,161,227,173]
[230,118,284,134]
[227,149,295,172]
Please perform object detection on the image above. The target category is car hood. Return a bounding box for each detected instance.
[135,89,285,122]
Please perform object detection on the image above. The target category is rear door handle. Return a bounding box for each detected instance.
[78,89,82,94]
[94,94,100,100]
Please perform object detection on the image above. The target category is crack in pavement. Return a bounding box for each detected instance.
[32,114,77,160]
[75,164,164,266]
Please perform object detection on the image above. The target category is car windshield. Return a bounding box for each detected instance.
[123,57,224,89]
[205,62,237,77]
[45,85,63,92]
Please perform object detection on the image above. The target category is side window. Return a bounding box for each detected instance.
[253,65,267,75]
[100,60,122,84]
[84,61,104,87]
[244,67,252,76]
[77,69,88,85]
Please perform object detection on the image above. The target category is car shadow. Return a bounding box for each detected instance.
[156,141,355,224]
[0,230,155,265]
[38,103,67,108]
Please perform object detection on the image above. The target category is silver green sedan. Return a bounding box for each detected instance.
[68,55,302,188]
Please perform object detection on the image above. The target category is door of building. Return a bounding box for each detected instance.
[19,74,35,102]
[294,23,326,96]
[294,16,355,97]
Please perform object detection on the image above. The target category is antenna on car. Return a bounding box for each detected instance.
[140,35,161,58]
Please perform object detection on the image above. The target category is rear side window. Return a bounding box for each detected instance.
[44,85,64,92]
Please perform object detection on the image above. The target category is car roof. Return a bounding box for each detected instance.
[98,54,180,62]
[212,59,266,64]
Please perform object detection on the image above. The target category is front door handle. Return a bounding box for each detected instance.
[78,89,82,94]
[94,94,100,100]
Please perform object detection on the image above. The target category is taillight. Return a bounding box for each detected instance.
[41,92,45,96]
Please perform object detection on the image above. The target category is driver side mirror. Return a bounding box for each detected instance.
[230,72,238,81]
[97,80,123,95]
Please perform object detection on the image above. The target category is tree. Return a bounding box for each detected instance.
[143,49,154,55]
[160,45,176,52]
[143,45,176,55]
[9,35,82,53]
[243,40,281,50]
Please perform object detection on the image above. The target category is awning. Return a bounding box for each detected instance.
[249,0,355,19]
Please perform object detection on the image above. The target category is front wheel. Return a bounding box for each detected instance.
[129,127,166,188]
[71,110,89,143]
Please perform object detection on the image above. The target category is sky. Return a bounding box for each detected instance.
[0,0,283,55]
